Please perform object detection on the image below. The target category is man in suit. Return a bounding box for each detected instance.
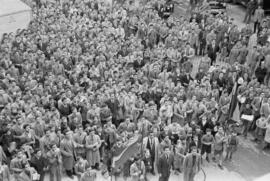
[143,130,160,175]
[251,92,265,130]
[207,40,219,65]
[30,149,48,181]
[157,146,174,181]
[183,146,202,181]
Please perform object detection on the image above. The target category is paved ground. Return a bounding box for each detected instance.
[225,135,270,181]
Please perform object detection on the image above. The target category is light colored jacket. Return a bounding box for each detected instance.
[254,8,265,23]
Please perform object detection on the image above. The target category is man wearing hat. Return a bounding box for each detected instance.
[85,127,101,170]
[60,130,76,179]
[183,146,202,181]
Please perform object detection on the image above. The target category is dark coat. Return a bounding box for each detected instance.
[30,155,47,174]
[207,44,219,62]
[157,153,174,178]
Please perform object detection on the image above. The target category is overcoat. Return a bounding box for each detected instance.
[60,138,75,170]
[85,134,101,167]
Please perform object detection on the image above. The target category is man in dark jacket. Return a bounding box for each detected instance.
[207,40,219,65]
[255,61,267,84]
[157,146,174,181]
[30,150,48,181]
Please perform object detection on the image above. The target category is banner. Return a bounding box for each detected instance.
[112,134,141,169]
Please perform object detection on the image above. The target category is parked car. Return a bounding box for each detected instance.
[207,0,227,15]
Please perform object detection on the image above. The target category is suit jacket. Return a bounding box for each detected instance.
[207,44,219,61]
[157,153,174,177]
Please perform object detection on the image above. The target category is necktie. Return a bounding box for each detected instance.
[259,98,263,108]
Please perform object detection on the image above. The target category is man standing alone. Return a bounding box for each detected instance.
[254,5,265,33]
[244,0,257,24]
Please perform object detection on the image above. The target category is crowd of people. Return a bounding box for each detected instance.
[1,0,270,181]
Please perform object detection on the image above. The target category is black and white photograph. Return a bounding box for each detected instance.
[0,0,270,181]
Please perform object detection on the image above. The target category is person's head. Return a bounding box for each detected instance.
[9,142,16,151]
[191,146,197,155]
[78,125,84,133]
[45,128,51,137]
[125,117,131,123]
[164,146,170,155]
[218,127,224,134]
[89,127,95,135]
[17,150,24,159]
[51,144,57,152]
[77,155,84,162]
[23,124,31,132]
[149,131,154,138]
[219,72,224,79]
[36,150,42,157]
[231,129,237,136]
[64,130,72,139]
